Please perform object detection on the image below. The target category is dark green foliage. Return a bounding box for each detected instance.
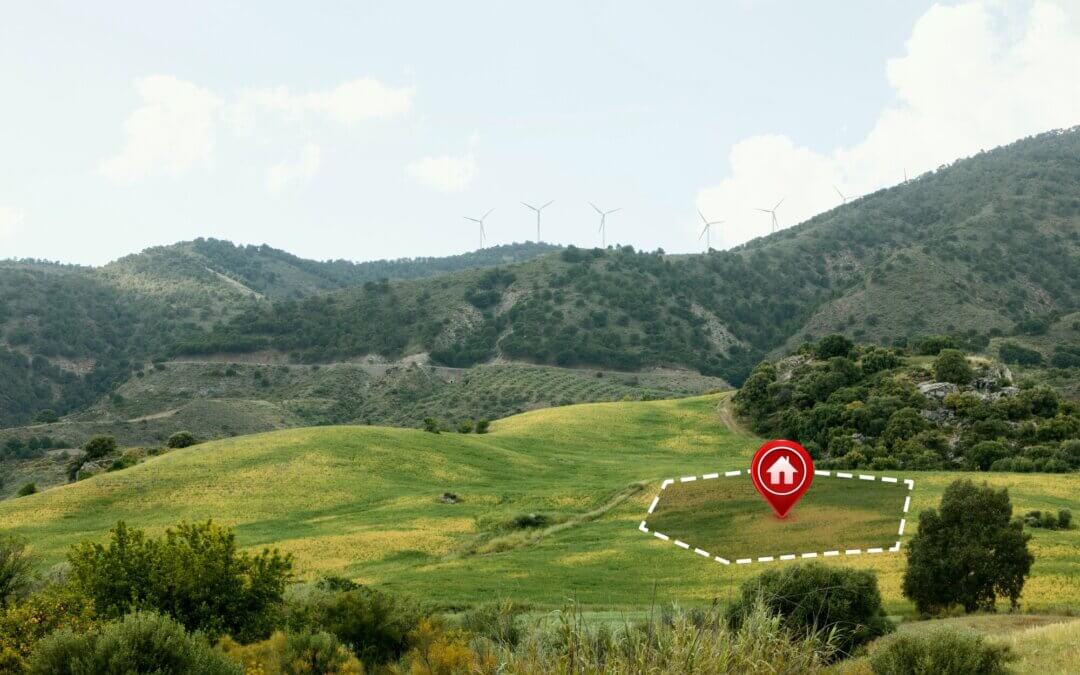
[727,562,892,657]
[26,611,242,675]
[915,335,956,355]
[815,334,854,359]
[1060,508,1073,529]
[475,419,490,434]
[1050,344,1080,368]
[456,420,473,434]
[998,341,1043,366]
[32,409,58,424]
[511,513,550,529]
[422,418,440,433]
[166,431,198,448]
[0,537,31,608]
[16,483,36,497]
[81,435,116,460]
[903,480,1033,614]
[933,349,972,384]
[288,584,420,666]
[67,520,293,642]
[868,627,1013,675]
[1023,509,1072,530]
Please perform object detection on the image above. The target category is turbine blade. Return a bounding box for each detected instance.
[710,220,725,226]
[755,208,771,213]
[522,202,536,210]
[464,216,480,223]
[589,202,603,215]
[483,208,494,220]
[699,224,709,239]
[774,198,784,209]
[607,208,621,215]
[698,209,708,225]
[834,185,844,199]
[541,200,554,209]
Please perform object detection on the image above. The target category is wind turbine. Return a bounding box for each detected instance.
[833,185,855,205]
[590,202,621,247]
[756,198,784,233]
[697,209,723,251]
[463,208,493,248]
[522,200,554,242]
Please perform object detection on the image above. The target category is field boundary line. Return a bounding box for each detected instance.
[638,467,914,566]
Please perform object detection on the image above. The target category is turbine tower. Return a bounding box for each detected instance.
[522,200,553,242]
[590,202,621,247]
[463,208,494,248]
[756,198,784,233]
[697,209,723,251]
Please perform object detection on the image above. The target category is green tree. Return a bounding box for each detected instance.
[933,349,973,385]
[166,431,198,449]
[815,334,854,359]
[81,435,117,460]
[68,520,293,642]
[16,483,36,497]
[967,440,1009,471]
[903,480,1033,614]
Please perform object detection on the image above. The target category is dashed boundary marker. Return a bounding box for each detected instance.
[638,468,914,566]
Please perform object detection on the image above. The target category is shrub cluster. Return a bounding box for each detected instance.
[735,337,1080,472]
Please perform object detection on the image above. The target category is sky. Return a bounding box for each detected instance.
[2,1,1079,266]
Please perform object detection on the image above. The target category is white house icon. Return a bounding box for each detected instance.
[766,456,798,485]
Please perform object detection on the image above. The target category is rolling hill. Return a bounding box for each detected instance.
[3,394,1077,614]
[2,128,1078,434]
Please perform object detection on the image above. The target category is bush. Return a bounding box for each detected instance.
[283,631,363,674]
[289,585,421,666]
[166,431,198,449]
[868,627,1012,674]
[0,537,31,608]
[16,483,36,497]
[475,419,490,434]
[511,513,550,529]
[82,435,117,460]
[903,480,1033,613]
[727,562,892,657]
[998,341,1043,366]
[422,418,440,434]
[68,520,293,642]
[27,611,241,675]
[32,409,58,424]
[456,421,473,434]
[461,600,523,647]
[1059,508,1072,529]
[933,349,972,385]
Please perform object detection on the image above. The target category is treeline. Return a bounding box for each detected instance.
[734,335,1080,472]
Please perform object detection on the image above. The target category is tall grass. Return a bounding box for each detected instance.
[476,600,836,674]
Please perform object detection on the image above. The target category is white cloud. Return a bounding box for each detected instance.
[406,153,477,192]
[697,0,1080,249]
[237,78,414,127]
[0,207,24,240]
[100,76,222,183]
[266,143,322,192]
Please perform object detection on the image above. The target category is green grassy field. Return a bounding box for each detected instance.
[2,394,1077,615]
[646,472,909,563]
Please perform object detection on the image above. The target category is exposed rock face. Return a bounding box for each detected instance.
[918,382,958,399]
[775,355,811,383]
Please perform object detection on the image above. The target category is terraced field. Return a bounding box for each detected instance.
[3,394,1077,614]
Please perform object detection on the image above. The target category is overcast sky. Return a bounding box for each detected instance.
[2,1,1079,266]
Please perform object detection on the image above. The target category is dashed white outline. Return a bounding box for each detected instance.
[639,468,914,566]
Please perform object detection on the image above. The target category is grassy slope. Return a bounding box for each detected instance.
[2,394,1077,614]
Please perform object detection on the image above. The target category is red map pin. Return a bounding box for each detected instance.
[751,439,814,518]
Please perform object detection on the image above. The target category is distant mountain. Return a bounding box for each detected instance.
[102,239,562,300]
[2,128,1078,428]
[0,242,559,426]
[178,129,1080,385]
